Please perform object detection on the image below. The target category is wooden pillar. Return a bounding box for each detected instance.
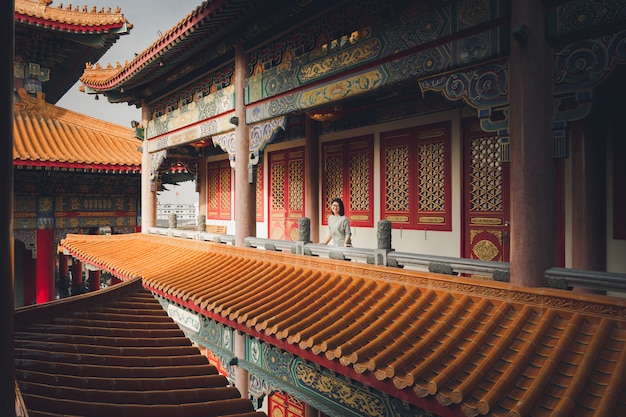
[570,119,606,295]
[88,269,101,291]
[1,0,15,413]
[71,259,83,292]
[58,253,68,278]
[23,248,36,306]
[141,99,156,231]
[304,116,320,242]
[234,43,254,246]
[197,155,207,221]
[35,229,55,303]
[234,331,249,399]
[508,0,555,286]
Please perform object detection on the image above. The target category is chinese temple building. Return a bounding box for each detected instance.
[13,0,141,306]
[9,0,626,416]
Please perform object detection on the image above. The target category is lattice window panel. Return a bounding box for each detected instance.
[324,154,344,208]
[271,162,285,211]
[219,169,230,212]
[381,122,451,230]
[288,159,304,211]
[418,142,446,212]
[208,169,218,211]
[349,151,370,211]
[256,162,264,222]
[385,146,410,212]
[207,161,231,220]
[322,137,374,227]
[470,135,502,212]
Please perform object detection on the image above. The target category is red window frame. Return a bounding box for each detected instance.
[322,135,374,228]
[380,121,452,231]
[206,159,232,220]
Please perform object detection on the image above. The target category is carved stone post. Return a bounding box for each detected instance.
[377,220,392,250]
[298,217,311,242]
[197,215,206,232]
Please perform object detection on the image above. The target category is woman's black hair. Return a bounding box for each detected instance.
[331,198,345,216]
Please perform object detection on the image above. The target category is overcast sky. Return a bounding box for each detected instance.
[55,1,202,204]
[56,0,202,127]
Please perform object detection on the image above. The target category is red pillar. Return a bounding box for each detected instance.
[508,1,556,286]
[88,270,101,291]
[234,43,254,246]
[35,229,55,303]
[58,253,68,278]
[305,116,320,242]
[71,259,83,293]
[22,248,36,306]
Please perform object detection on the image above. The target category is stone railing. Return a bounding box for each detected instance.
[150,217,626,295]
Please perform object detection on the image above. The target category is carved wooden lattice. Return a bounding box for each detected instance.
[271,162,285,211]
[418,142,446,212]
[256,162,264,222]
[349,150,370,211]
[385,146,409,212]
[207,161,231,220]
[470,135,502,212]
[325,153,344,208]
[208,170,218,211]
[381,122,451,230]
[322,137,374,227]
[288,159,304,211]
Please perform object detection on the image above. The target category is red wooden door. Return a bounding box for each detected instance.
[268,147,305,241]
[463,118,510,262]
[268,391,305,417]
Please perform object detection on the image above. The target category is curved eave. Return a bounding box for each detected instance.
[13,89,141,169]
[80,0,237,92]
[14,0,130,33]
[15,14,129,34]
[14,160,141,174]
[58,233,626,417]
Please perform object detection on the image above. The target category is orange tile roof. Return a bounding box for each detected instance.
[15,278,266,417]
[59,233,626,417]
[15,0,131,32]
[13,88,141,172]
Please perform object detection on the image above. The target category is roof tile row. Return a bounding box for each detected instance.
[13,88,141,171]
[59,233,626,417]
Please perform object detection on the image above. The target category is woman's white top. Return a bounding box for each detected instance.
[328,215,351,246]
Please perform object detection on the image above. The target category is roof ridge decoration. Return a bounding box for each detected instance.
[80,1,210,90]
[15,0,130,29]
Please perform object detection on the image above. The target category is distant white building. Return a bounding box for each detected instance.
[156,202,198,227]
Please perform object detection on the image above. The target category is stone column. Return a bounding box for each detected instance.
[234,43,255,246]
[304,116,320,242]
[141,99,156,231]
[508,1,555,286]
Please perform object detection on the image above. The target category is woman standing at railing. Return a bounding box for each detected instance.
[323,198,352,247]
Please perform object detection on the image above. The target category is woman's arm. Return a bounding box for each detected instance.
[343,218,352,246]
